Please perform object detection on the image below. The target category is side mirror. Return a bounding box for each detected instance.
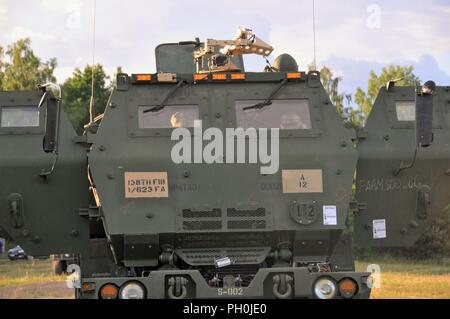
[38,85,60,154]
[43,94,58,153]
[415,81,435,148]
[37,83,62,178]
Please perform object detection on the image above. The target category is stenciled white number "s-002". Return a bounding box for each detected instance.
[217,288,244,296]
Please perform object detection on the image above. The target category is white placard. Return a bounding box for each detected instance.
[323,205,337,225]
[373,219,387,239]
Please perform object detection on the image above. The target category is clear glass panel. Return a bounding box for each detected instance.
[235,99,312,129]
[138,105,199,128]
[1,106,39,127]
[396,101,415,121]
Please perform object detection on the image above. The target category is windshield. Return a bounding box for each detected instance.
[235,99,312,130]
[138,105,199,128]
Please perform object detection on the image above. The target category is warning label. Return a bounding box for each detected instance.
[282,169,323,193]
[124,172,168,198]
[373,219,387,239]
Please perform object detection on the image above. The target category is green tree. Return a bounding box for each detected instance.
[309,64,363,128]
[62,64,110,133]
[355,65,419,117]
[1,38,56,91]
[309,64,344,115]
[0,45,4,88]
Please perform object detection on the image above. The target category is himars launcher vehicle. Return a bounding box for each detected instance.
[0,28,448,299]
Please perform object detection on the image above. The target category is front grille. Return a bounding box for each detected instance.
[183,208,222,218]
[179,207,270,232]
[228,220,266,229]
[183,221,222,230]
[176,247,271,266]
[227,208,265,217]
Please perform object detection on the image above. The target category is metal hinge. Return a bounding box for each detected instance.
[349,201,367,214]
[79,206,101,218]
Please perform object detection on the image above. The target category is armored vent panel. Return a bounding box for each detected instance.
[178,207,271,232]
[175,247,271,266]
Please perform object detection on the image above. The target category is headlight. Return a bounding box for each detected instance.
[314,277,337,299]
[119,282,146,299]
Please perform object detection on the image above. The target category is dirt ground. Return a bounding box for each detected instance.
[0,257,449,299]
[0,281,73,299]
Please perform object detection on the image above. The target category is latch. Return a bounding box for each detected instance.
[8,193,24,228]
[416,188,431,219]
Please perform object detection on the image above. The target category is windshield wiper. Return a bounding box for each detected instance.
[143,80,187,113]
[243,78,289,111]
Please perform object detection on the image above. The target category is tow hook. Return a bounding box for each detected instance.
[168,276,188,299]
[272,274,293,299]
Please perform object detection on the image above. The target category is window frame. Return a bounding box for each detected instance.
[0,104,44,135]
[388,97,443,130]
[128,97,207,138]
[229,97,321,138]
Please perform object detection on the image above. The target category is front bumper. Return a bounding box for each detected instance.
[79,267,371,299]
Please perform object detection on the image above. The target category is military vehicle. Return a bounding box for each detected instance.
[0,28,443,299]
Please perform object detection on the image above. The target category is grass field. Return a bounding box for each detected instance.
[0,257,449,298]
[356,257,450,299]
[0,259,64,287]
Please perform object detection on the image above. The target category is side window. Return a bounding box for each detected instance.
[235,99,312,129]
[395,101,415,121]
[0,106,39,127]
[138,105,199,128]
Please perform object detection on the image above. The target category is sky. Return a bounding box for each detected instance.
[0,0,449,101]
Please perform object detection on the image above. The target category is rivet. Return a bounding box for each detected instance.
[383,135,390,141]
[340,141,347,147]
[22,229,30,237]
[32,235,41,243]
[146,212,153,219]
[215,113,221,119]
[336,169,343,175]
[107,174,114,180]
[98,145,105,151]
[409,221,419,229]
[400,227,407,234]
[71,230,79,237]
[183,171,190,178]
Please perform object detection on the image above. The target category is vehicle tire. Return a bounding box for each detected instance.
[8,257,15,261]
[52,260,64,275]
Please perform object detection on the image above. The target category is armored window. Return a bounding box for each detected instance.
[395,101,415,121]
[138,105,199,128]
[235,99,312,130]
[0,106,39,127]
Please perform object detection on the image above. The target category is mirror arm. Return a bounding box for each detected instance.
[393,147,418,176]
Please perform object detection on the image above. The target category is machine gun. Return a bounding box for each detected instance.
[193,27,274,73]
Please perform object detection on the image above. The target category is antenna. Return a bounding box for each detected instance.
[89,0,97,125]
[312,0,317,70]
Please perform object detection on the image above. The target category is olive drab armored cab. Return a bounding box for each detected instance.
[354,84,450,247]
[0,89,90,256]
